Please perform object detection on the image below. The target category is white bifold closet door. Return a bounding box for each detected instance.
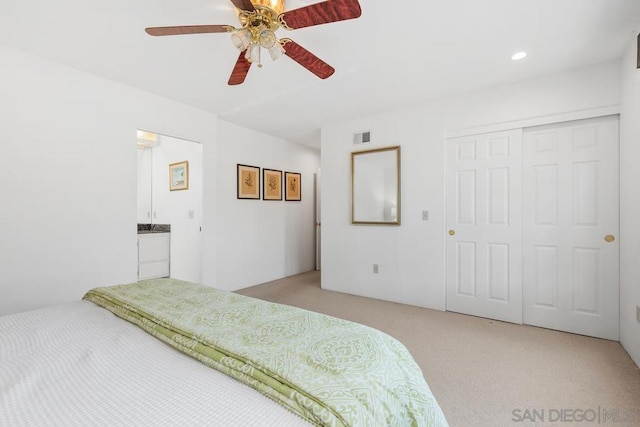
[445,129,523,324]
[522,115,619,340]
[446,116,619,340]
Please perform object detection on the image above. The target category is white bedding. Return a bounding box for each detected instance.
[0,301,311,427]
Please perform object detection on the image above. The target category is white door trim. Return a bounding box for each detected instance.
[445,105,620,139]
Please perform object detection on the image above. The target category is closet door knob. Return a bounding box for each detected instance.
[604,235,615,243]
[449,230,456,236]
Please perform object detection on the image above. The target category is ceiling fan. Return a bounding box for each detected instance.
[145,0,362,85]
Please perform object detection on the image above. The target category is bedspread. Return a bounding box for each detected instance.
[84,278,448,427]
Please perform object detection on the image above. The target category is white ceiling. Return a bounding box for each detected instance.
[1,0,639,148]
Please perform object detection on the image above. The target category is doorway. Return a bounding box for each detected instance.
[137,130,203,283]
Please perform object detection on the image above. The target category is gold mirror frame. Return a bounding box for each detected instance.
[351,146,401,225]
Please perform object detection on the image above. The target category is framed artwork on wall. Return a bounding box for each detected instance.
[169,161,189,191]
[237,164,260,199]
[263,169,283,201]
[284,171,301,201]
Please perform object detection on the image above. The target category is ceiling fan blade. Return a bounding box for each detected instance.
[230,0,256,12]
[283,39,335,79]
[228,51,252,85]
[280,0,361,30]
[145,25,231,36]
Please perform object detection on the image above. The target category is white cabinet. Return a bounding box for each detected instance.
[138,233,170,280]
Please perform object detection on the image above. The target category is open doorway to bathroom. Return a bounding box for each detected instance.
[137,130,203,283]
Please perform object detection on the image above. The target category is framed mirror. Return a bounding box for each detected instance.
[351,146,401,225]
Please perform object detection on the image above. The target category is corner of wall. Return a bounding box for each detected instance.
[619,35,640,368]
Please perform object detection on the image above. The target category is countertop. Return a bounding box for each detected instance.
[137,223,171,234]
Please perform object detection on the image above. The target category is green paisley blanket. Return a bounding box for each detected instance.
[83,279,448,427]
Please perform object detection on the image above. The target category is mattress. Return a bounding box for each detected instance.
[0,300,311,427]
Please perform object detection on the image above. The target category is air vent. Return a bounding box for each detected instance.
[353,131,371,145]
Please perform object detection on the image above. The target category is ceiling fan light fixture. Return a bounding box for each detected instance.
[231,29,252,51]
[259,29,277,49]
[268,41,285,61]
[245,42,262,67]
[244,43,254,60]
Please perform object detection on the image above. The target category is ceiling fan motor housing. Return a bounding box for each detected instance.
[236,0,285,31]
[249,0,286,14]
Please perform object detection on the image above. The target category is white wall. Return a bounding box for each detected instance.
[150,134,203,283]
[619,37,640,367]
[0,43,218,316]
[321,60,621,310]
[214,120,320,290]
[137,148,152,223]
[0,44,321,316]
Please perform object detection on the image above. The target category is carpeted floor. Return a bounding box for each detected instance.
[236,270,640,427]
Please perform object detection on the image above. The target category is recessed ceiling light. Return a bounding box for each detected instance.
[511,51,527,61]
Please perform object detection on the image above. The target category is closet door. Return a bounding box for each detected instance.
[446,130,523,324]
[522,116,619,340]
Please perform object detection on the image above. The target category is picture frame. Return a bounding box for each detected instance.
[169,161,189,191]
[284,171,302,201]
[237,164,260,199]
[263,169,283,201]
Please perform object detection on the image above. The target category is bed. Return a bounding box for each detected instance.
[0,278,448,426]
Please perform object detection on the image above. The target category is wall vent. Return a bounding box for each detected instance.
[353,131,371,145]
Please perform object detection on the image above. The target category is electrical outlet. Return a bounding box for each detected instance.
[422,210,429,221]
[373,264,379,274]
[637,305,640,323]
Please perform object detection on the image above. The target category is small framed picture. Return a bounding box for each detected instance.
[263,169,282,201]
[169,161,189,191]
[237,164,260,199]
[284,171,301,201]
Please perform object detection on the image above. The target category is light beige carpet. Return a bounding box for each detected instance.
[237,271,640,427]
